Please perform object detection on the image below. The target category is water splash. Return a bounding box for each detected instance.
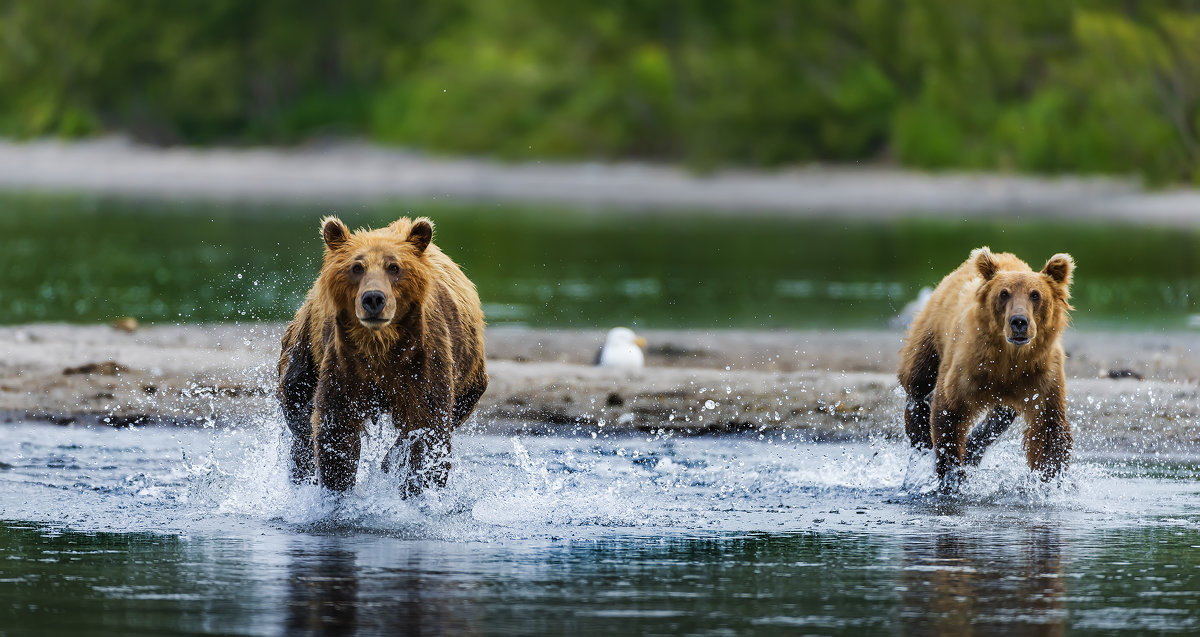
[170,412,1196,541]
[1,417,1196,539]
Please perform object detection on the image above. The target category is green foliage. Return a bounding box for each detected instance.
[4,1,1200,182]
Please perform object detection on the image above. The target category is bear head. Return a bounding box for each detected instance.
[317,215,434,332]
[972,247,1073,347]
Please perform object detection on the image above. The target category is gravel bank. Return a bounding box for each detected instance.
[2,138,1200,224]
[2,324,1197,455]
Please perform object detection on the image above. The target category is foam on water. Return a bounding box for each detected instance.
[2,418,1198,540]
[4,419,1200,637]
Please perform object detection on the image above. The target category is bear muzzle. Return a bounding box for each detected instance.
[1006,314,1031,345]
[357,289,392,328]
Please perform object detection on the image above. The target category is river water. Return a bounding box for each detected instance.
[1,420,1198,635]
[3,196,1200,329]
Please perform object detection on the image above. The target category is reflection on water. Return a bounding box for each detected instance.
[286,546,360,635]
[1,195,1199,327]
[0,524,271,635]
[899,527,1066,636]
[3,522,1200,636]
[283,540,483,636]
[1,423,1200,634]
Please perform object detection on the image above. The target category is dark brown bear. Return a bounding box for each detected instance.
[898,247,1074,487]
[277,216,487,494]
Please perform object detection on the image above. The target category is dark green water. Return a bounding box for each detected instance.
[3,422,1200,635]
[3,195,1199,328]
[4,519,1200,635]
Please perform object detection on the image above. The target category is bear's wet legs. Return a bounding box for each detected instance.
[451,382,487,429]
[282,395,316,483]
[1024,398,1072,480]
[278,336,318,483]
[930,398,970,488]
[315,416,363,492]
[899,334,938,449]
[384,427,452,498]
[905,393,933,449]
[411,428,452,496]
[289,433,316,483]
[964,406,1018,466]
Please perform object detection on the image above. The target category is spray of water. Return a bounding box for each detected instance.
[159,398,1189,542]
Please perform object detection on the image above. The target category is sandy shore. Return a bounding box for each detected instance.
[2,323,1198,455]
[2,137,1200,224]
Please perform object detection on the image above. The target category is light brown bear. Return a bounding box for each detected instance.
[898,247,1074,487]
[277,216,487,494]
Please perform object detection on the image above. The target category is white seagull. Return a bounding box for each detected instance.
[595,327,647,370]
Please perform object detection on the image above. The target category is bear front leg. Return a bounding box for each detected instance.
[929,394,971,488]
[899,333,938,449]
[382,427,452,498]
[964,406,1017,466]
[385,397,454,497]
[313,409,363,492]
[1024,390,1072,480]
[406,426,453,497]
[289,430,317,484]
[904,392,933,449]
[278,337,318,483]
[451,379,487,430]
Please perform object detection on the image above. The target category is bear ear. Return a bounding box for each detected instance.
[1041,253,1074,286]
[321,216,349,250]
[407,217,433,254]
[971,246,999,281]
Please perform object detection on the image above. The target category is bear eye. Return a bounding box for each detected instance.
[1030,290,1041,302]
[387,263,401,276]
[999,289,1011,301]
[351,263,365,275]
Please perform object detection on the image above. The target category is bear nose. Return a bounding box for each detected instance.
[1010,315,1029,333]
[361,290,386,315]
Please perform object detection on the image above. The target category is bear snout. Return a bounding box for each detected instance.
[360,290,388,317]
[1007,314,1031,344]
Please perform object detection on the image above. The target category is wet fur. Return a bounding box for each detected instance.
[898,247,1074,484]
[277,216,487,494]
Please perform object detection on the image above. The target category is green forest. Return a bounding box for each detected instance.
[4,1,1200,183]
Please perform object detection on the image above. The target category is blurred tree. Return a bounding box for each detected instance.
[3,1,1200,182]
